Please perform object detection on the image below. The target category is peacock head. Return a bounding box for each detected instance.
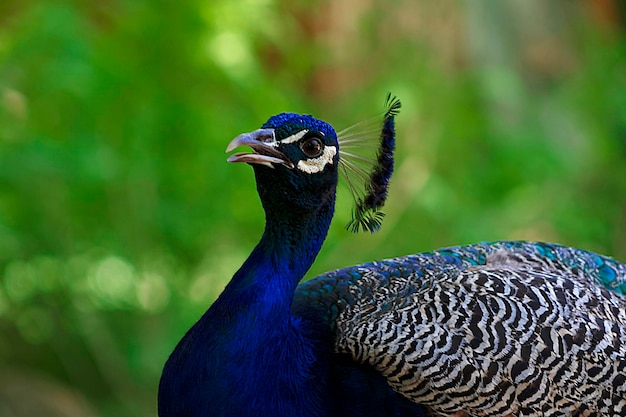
[227,113,340,213]
[226,95,400,232]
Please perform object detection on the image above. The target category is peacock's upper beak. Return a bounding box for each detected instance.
[226,128,294,169]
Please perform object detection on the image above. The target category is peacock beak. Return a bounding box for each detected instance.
[226,128,294,169]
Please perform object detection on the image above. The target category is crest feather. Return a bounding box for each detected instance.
[339,93,401,233]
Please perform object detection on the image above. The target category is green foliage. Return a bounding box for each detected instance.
[0,1,625,416]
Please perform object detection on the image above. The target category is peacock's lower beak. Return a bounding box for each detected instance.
[226,128,294,169]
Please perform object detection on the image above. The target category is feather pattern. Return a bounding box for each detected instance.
[294,241,626,416]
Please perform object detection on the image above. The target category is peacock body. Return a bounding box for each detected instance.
[297,241,626,416]
[158,98,626,417]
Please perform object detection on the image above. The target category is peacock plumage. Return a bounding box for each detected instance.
[158,97,626,417]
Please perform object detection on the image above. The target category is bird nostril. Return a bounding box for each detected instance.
[259,133,275,143]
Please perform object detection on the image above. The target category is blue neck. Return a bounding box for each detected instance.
[220,196,334,314]
[159,195,335,417]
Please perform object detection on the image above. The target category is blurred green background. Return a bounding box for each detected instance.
[0,0,625,415]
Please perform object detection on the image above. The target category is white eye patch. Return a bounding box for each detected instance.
[296,145,337,174]
[280,130,309,145]
[276,129,336,173]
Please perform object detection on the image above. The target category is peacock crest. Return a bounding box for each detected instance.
[338,93,402,233]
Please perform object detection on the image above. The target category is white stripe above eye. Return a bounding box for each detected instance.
[296,145,337,174]
[280,129,309,145]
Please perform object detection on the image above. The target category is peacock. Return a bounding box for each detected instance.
[158,95,626,417]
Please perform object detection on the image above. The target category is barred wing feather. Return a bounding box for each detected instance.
[296,242,626,416]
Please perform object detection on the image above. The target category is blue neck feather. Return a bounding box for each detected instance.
[158,193,336,417]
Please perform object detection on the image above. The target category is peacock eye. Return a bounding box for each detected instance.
[300,137,324,158]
